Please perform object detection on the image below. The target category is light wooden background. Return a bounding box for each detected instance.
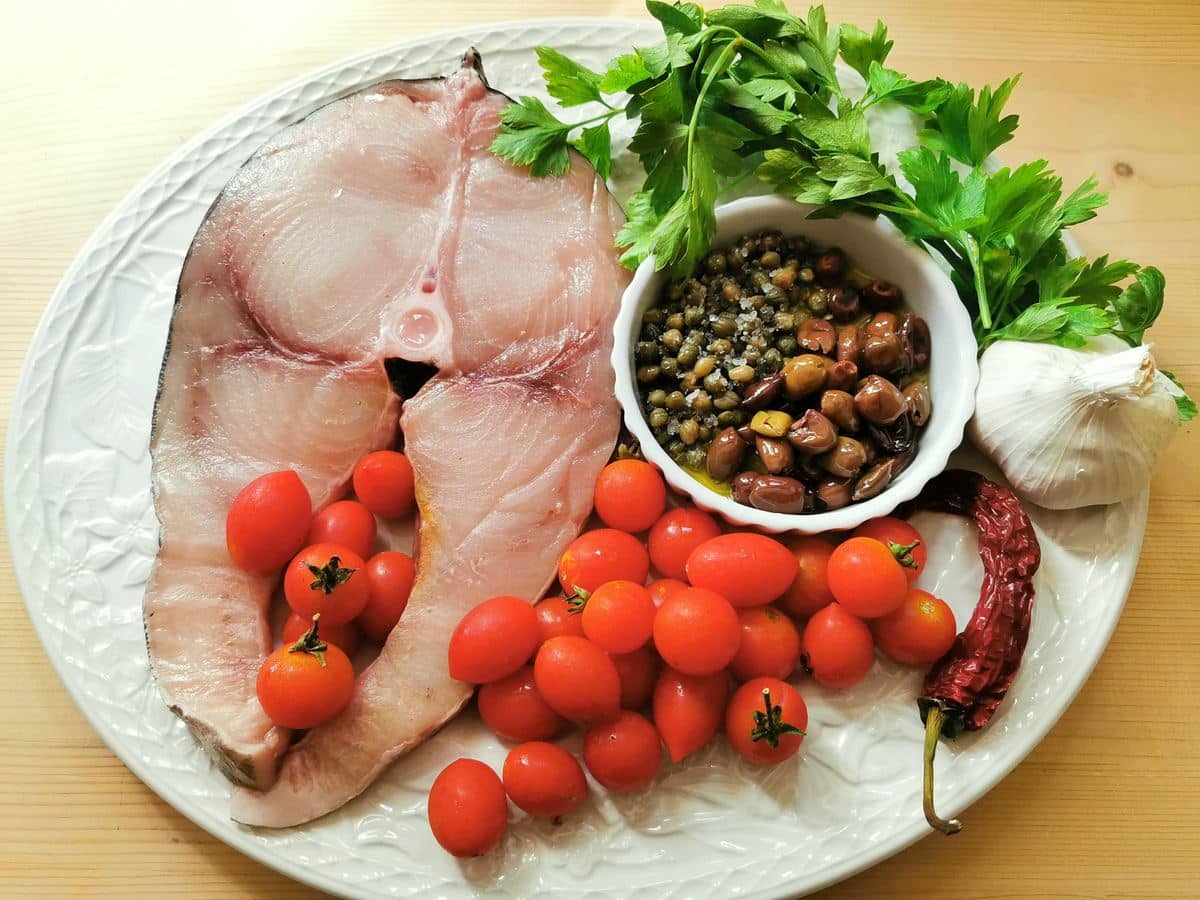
[2,1,1198,897]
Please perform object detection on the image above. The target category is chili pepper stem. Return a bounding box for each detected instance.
[922,704,962,835]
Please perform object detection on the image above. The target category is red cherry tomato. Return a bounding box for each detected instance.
[647,578,689,608]
[448,596,538,684]
[358,551,415,642]
[558,529,649,596]
[593,460,666,533]
[777,535,837,619]
[803,603,875,689]
[427,759,507,857]
[728,606,801,682]
[685,533,799,607]
[533,636,621,724]
[533,596,585,650]
[827,537,909,618]
[282,611,361,658]
[580,580,656,654]
[652,586,740,675]
[652,667,728,762]
[283,543,369,625]
[872,588,957,666]
[352,451,415,519]
[226,470,312,573]
[647,507,721,580]
[256,619,354,729]
[305,500,377,560]
[611,645,658,710]
[583,711,662,792]
[477,665,565,743]
[502,742,588,818]
[725,678,808,765]
[853,517,927,583]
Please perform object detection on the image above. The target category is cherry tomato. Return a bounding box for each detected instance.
[685,533,799,607]
[777,535,836,619]
[305,500,377,560]
[427,758,508,857]
[282,611,361,658]
[872,588,957,666]
[448,596,538,684]
[653,667,728,762]
[593,459,666,533]
[611,645,658,710]
[283,543,369,625]
[477,665,565,743]
[357,551,415,642]
[653,586,740,675]
[558,529,649,596]
[647,507,721,580]
[502,742,588,818]
[647,578,689,608]
[826,537,908,618]
[533,636,621,724]
[728,606,801,683]
[226,470,312,573]
[581,580,656,654]
[725,678,808,765]
[853,517,927,583]
[583,711,662,792]
[352,450,415,518]
[803,603,875,690]
[256,618,354,729]
[533,596,585,650]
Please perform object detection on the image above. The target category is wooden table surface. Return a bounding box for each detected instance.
[3,1,1198,896]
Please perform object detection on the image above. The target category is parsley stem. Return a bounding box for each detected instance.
[686,39,741,175]
[963,235,992,330]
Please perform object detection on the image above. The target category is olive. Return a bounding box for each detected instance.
[786,409,838,454]
[820,390,860,433]
[902,380,932,426]
[782,354,828,400]
[863,312,902,374]
[741,373,784,410]
[636,341,660,362]
[899,312,932,370]
[736,424,756,443]
[863,279,900,310]
[837,325,862,366]
[647,389,668,407]
[749,409,794,438]
[822,436,868,479]
[816,477,852,510]
[679,419,700,446]
[636,365,661,383]
[825,359,859,392]
[755,435,795,475]
[748,475,807,514]
[731,471,761,504]
[815,248,846,286]
[854,374,907,424]
[660,357,679,377]
[852,459,898,501]
[705,252,728,275]
[649,408,669,429]
[666,390,687,411]
[796,319,836,355]
[827,285,861,322]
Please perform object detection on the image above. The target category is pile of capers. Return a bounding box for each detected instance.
[636,230,932,515]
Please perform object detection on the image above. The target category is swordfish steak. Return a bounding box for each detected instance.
[144,53,628,814]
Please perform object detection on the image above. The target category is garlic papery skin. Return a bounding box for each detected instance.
[967,339,1179,509]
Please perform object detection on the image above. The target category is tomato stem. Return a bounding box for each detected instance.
[306,556,356,594]
[921,701,963,835]
[750,688,805,748]
[565,586,591,614]
[888,540,921,570]
[288,614,329,667]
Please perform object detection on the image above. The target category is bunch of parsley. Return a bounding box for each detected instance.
[490,0,1193,419]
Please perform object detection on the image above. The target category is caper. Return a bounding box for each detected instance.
[728,364,756,384]
[679,419,700,446]
[661,328,683,352]
[687,328,706,344]
[692,393,714,414]
[647,389,668,408]
[683,447,707,469]
[710,338,733,356]
[703,372,726,394]
[656,430,671,446]
[742,348,761,366]
[772,266,797,290]
[750,271,770,289]
[762,348,783,370]
[636,365,661,383]
[677,343,699,367]
[680,371,700,392]
[705,252,727,275]
[660,356,679,378]
[761,284,783,303]
[774,311,796,332]
[714,390,741,411]
[635,341,659,362]
[665,313,684,331]
[642,308,664,325]
[713,316,737,337]
[694,356,717,377]
[798,266,815,284]
[776,335,799,356]
[760,250,782,269]
[668,439,685,456]
[722,281,742,303]
[684,305,704,326]
[666,390,687,411]
[649,408,669,428]
[666,283,684,302]
[698,424,712,442]
[717,410,744,427]
[807,288,829,313]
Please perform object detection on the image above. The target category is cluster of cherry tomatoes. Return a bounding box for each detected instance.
[425,459,959,858]
[224,451,418,730]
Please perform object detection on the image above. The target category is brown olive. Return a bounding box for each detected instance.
[899,312,932,370]
[786,410,838,454]
[837,325,862,366]
[863,327,903,374]
[755,435,795,475]
[782,354,828,400]
[862,279,900,310]
[816,477,852,510]
[796,318,836,355]
[748,475,808,514]
[820,389,860,433]
[902,380,932,426]
[815,248,846,286]
[851,459,898,501]
[731,471,760,504]
[822,436,868,479]
[825,359,859,392]
[827,285,861,322]
[854,374,907,424]
[736,424,756,443]
[706,427,748,481]
[741,373,784,410]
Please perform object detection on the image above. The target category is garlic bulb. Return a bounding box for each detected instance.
[968,339,1179,509]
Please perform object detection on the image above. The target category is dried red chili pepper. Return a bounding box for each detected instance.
[901,469,1041,834]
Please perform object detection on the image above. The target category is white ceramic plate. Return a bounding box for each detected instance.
[6,18,1148,899]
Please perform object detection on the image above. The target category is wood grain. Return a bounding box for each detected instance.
[2,1,1198,897]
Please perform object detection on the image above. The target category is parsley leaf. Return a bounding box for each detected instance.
[536,47,605,108]
[599,52,653,93]
[1113,266,1166,345]
[573,123,613,180]
[1161,370,1198,422]
[839,20,892,80]
[920,75,1021,167]
[646,1,704,36]
[488,97,573,176]
[866,63,951,114]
